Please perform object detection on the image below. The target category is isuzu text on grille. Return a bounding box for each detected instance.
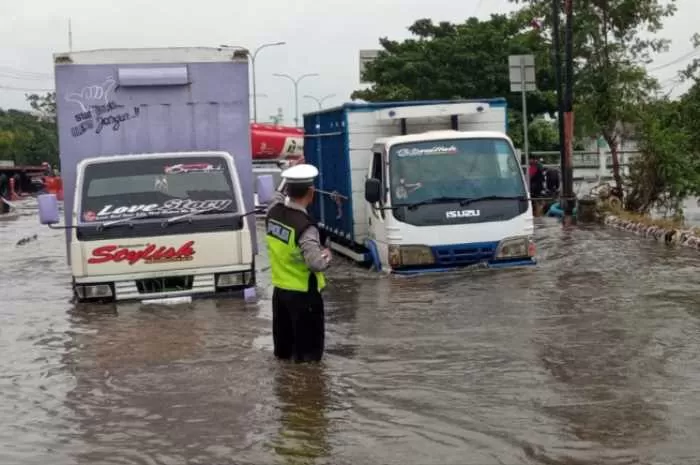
[88,241,196,265]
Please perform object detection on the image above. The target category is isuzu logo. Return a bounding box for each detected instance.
[446,209,480,218]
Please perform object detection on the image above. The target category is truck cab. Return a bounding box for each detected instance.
[56,151,255,302]
[363,130,535,273]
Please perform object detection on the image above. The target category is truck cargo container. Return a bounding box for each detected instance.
[297,99,536,273]
[37,47,256,303]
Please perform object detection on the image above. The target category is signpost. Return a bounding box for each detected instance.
[359,50,380,84]
[508,54,537,181]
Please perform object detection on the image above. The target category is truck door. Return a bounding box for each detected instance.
[366,150,388,269]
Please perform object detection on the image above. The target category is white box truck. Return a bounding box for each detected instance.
[37,47,257,303]
[292,99,536,273]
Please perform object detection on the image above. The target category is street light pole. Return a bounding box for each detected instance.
[304,93,336,110]
[221,42,285,122]
[273,73,319,127]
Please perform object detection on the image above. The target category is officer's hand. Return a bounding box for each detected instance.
[321,248,332,262]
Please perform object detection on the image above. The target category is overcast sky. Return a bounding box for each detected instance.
[0,0,697,124]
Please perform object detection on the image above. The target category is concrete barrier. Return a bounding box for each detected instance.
[603,214,700,250]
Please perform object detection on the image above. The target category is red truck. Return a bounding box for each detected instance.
[250,123,303,161]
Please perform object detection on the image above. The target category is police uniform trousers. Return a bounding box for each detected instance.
[272,273,325,363]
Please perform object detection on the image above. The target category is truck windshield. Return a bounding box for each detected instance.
[388,138,526,205]
[79,156,237,223]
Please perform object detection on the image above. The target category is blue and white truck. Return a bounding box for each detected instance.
[301,99,536,273]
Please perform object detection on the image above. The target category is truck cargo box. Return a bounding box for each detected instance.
[302,99,507,246]
[54,47,252,261]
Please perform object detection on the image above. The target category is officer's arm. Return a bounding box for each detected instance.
[298,226,330,272]
[265,191,286,215]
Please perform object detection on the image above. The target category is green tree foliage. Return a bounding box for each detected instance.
[626,74,700,217]
[0,93,58,167]
[625,99,692,215]
[351,15,559,149]
[508,0,677,198]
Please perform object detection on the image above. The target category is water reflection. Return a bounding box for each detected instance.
[271,362,331,465]
[324,276,362,360]
[62,299,272,464]
[532,253,670,463]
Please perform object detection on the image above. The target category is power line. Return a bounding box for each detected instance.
[0,85,54,92]
[0,66,52,77]
[0,72,52,81]
[648,49,700,72]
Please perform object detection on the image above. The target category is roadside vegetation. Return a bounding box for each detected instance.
[0,92,57,167]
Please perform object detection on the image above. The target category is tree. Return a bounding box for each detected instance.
[0,93,59,167]
[351,15,559,147]
[624,98,696,215]
[26,92,56,123]
[508,0,677,200]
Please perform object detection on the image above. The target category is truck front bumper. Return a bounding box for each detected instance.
[73,264,255,303]
[391,257,536,275]
[387,238,537,275]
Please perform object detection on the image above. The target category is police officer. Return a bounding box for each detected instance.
[265,163,331,363]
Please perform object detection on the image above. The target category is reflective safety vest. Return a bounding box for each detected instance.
[265,204,326,293]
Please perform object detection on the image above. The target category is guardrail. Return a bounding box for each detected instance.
[518,150,641,181]
[520,150,640,169]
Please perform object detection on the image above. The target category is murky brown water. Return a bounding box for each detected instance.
[2,201,700,465]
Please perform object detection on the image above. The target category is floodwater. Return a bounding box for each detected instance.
[2,201,700,465]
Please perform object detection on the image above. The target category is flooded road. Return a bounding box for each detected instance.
[2,205,700,465]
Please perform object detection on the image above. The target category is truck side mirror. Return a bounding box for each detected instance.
[256,175,275,205]
[37,193,60,225]
[364,178,381,204]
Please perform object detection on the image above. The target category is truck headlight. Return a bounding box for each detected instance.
[494,236,535,259]
[216,271,252,287]
[388,244,435,267]
[75,284,113,299]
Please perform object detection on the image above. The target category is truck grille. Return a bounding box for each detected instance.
[136,276,194,294]
[433,242,498,266]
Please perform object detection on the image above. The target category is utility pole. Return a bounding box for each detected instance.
[551,0,567,217]
[68,19,73,51]
[562,0,575,223]
[221,42,286,122]
[304,93,335,110]
[273,73,319,127]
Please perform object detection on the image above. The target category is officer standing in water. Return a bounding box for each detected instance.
[265,163,331,363]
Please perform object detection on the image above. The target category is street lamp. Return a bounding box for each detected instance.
[304,93,335,110]
[273,73,319,127]
[220,42,286,122]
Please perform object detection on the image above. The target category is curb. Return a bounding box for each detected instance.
[603,214,700,250]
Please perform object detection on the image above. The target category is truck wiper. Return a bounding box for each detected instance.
[458,195,527,206]
[98,213,171,230]
[98,217,135,230]
[164,208,220,225]
[164,206,264,226]
[400,197,473,210]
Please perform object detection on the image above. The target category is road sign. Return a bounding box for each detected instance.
[359,49,380,84]
[508,54,537,92]
[509,54,537,182]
